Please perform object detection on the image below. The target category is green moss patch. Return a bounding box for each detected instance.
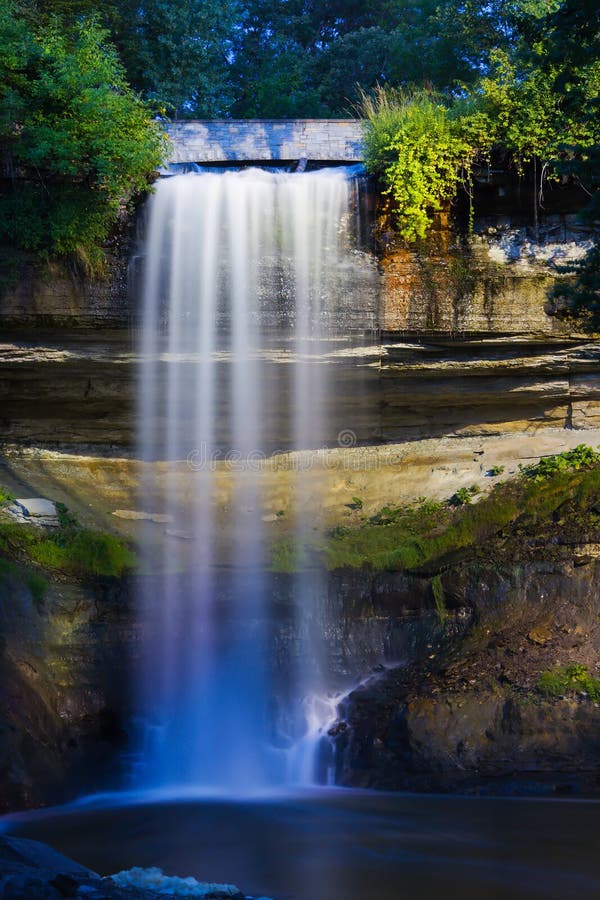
[537,665,600,702]
[0,487,15,507]
[0,492,136,579]
[271,446,600,574]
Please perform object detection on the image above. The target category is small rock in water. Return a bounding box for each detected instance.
[112,509,174,524]
[165,528,195,540]
[6,498,59,527]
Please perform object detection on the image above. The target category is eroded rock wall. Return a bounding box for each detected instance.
[0,253,130,329]
[0,573,135,811]
[380,215,596,336]
[1,177,597,338]
[4,550,600,808]
[332,557,600,795]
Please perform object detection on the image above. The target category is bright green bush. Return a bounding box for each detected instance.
[362,88,481,242]
[523,445,600,482]
[0,486,15,506]
[28,530,135,576]
[0,517,136,577]
[448,485,479,507]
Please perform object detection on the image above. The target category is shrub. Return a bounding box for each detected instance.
[0,517,136,578]
[29,530,135,577]
[362,87,481,242]
[448,485,479,507]
[523,445,600,482]
[0,486,15,506]
[0,2,168,269]
[55,502,79,529]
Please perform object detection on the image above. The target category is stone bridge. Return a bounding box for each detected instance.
[165,119,364,164]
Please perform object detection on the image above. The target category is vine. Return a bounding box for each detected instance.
[361,88,482,243]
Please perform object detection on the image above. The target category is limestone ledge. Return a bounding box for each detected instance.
[381,217,598,336]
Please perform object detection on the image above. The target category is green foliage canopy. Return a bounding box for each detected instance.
[107,0,238,117]
[0,0,167,268]
[362,0,599,254]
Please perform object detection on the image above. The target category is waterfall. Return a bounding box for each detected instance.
[136,166,377,793]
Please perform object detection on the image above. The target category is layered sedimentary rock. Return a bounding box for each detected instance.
[0,250,130,328]
[380,216,596,336]
[2,336,600,448]
[3,541,600,807]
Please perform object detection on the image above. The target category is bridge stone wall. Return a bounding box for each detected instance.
[165,119,364,163]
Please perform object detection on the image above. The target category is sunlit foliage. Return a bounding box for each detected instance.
[0,0,167,270]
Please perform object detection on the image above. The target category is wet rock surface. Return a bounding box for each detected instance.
[0,836,252,899]
[2,332,600,447]
[0,573,136,812]
[331,555,600,796]
[4,546,600,808]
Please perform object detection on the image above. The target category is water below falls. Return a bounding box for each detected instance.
[135,166,378,792]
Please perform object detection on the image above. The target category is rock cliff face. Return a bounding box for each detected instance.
[3,543,600,808]
[380,215,596,336]
[2,335,600,448]
[0,572,135,812]
[0,177,599,811]
[0,566,442,811]
[331,556,600,796]
[0,179,597,338]
[0,251,130,329]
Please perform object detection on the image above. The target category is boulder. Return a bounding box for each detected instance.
[6,499,58,527]
[0,837,255,899]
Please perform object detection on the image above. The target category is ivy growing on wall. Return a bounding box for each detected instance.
[361,88,485,243]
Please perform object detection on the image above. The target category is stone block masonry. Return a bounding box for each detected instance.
[165,119,365,163]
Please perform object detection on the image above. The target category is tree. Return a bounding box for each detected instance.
[0,0,167,270]
[228,0,516,117]
[107,0,239,117]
